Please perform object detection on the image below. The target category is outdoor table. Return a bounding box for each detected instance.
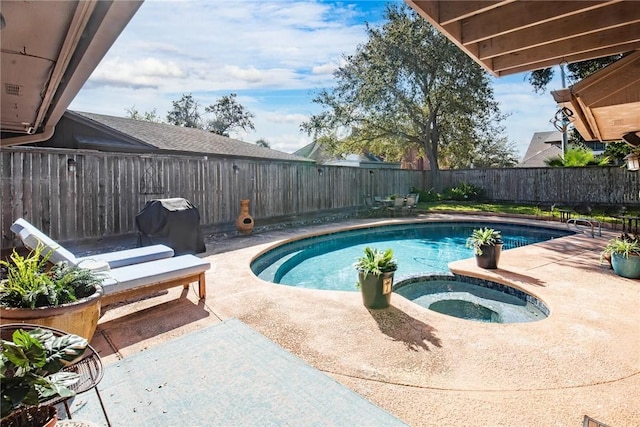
[557,208,573,222]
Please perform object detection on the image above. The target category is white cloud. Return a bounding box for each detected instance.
[493,76,564,157]
[89,57,185,89]
[312,62,339,75]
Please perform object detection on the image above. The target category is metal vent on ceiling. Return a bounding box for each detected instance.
[5,83,21,96]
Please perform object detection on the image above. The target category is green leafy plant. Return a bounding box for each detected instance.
[442,182,484,201]
[354,247,398,279]
[1,327,88,418]
[601,234,640,261]
[465,227,502,256]
[545,145,610,167]
[410,187,439,202]
[0,246,103,309]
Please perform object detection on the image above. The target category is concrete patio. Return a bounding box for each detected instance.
[78,214,638,426]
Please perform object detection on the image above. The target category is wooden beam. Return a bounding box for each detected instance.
[438,1,508,25]
[477,2,640,59]
[406,0,499,76]
[576,94,604,141]
[493,29,640,73]
[577,62,640,106]
[592,80,640,108]
[461,1,615,44]
[569,49,640,91]
[496,43,640,75]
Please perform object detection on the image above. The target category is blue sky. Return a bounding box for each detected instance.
[70,0,563,158]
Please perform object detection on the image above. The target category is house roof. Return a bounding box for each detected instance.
[294,141,388,166]
[69,111,313,163]
[517,131,563,168]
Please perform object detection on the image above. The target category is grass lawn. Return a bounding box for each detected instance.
[417,201,638,224]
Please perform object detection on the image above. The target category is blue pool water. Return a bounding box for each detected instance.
[252,222,571,292]
[394,275,549,323]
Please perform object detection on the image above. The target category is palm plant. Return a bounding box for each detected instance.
[466,227,502,256]
[0,245,103,309]
[601,234,640,260]
[354,247,398,278]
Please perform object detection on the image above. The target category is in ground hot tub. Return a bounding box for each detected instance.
[394,274,548,323]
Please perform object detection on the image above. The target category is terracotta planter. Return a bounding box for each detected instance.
[475,243,503,269]
[236,199,255,235]
[358,271,394,309]
[0,286,102,341]
[1,406,57,427]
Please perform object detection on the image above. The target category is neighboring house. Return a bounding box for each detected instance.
[517,131,607,168]
[294,141,400,169]
[401,147,430,171]
[38,111,313,163]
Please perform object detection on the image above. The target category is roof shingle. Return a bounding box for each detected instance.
[71,111,313,163]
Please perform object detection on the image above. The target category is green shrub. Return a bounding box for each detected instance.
[0,246,103,309]
[442,182,484,201]
[410,187,440,202]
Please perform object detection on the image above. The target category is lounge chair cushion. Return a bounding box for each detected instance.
[101,255,210,297]
[75,245,175,269]
[10,218,175,268]
[11,218,77,264]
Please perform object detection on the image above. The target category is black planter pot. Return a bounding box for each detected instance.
[358,271,395,309]
[475,243,503,269]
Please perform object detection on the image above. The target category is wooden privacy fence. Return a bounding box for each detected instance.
[2,146,639,247]
[1,147,424,246]
[437,167,640,206]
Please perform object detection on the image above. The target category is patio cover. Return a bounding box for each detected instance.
[551,50,640,142]
[405,0,640,143]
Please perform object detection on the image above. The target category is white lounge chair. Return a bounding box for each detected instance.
[10,218,210,304]
[10,218,174,269]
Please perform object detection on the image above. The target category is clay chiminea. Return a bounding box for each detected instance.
[236,199,254,235]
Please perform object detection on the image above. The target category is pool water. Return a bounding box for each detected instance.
[394,276,548,323]
[252,222,570,292]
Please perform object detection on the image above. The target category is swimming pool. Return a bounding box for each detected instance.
[251,221,571,291]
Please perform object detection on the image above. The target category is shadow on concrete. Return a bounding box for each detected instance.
[368,305,441,352]
[95,291,210,357]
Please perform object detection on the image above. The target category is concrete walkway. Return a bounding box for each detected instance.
[87,214,639,426]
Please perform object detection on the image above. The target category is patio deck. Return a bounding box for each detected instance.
[71,214,639,426]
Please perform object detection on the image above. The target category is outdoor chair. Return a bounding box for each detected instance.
[0,323,111,426]
[604,205,627,230]
[10,218,211,306]
[387,197,405,217]
[363,196,383,217]
[535,202,556,220]
[402,196,417,216]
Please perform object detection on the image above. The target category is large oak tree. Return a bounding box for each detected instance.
[301,4,515,185]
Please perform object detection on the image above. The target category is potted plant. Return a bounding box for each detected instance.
[601,234,640,279]
[354,247,398,309]
[466,227,503,269]
[0,245,104,340]
[1,326,89,426]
